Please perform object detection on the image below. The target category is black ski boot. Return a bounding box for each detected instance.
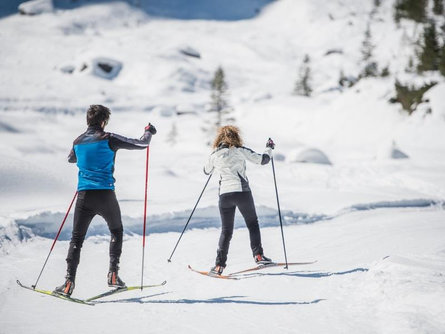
[254,254,273,265]
[209,265,224,276]
[107,269,126,288]
[54,277,75,297]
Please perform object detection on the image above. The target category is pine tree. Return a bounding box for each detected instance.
[361,24,374,62]
[294,55,312,97]
[394,0,427,23]
[417,21,441,72]
[361,24,378,77]
[433,0,444,15]
[204,67,234,143]
[209,66,233,128]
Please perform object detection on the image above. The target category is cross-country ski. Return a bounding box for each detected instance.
[16,280,93,306]
[187,265,240,280]
[86,281,167,302]
[228,261,318,276]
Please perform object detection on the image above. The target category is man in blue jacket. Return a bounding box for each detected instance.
[54,104,157,296]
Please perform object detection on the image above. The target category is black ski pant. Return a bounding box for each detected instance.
[216,191,263,267]
[66,190,123,279]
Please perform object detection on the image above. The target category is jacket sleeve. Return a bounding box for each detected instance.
[108,130,152,151]
[240,146,272,165]
[68,146,77,163]
[203,153,215,175]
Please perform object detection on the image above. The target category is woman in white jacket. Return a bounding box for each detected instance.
[204,125,275,275]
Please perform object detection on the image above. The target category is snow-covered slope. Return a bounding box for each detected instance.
[1,207,445,333]
[1,0,445,333]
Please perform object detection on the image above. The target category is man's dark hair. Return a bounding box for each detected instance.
[87,105,111,127]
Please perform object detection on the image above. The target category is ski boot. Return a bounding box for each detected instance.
[209,265,224,276]
[54,277,75,297]
[107,269,126,288]
[254,254,273,265]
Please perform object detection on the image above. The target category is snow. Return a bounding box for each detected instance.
[1,208,444,333]
[1,0,445,333]
[289,146,332,165]
[91,57,123,80]
[18,0,53,16]
[377,141,409,160]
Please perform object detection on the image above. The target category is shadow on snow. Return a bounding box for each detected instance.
[241,268,368,279]
[94,292,325,306]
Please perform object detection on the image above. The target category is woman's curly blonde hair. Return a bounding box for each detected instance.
[212,125,243,149]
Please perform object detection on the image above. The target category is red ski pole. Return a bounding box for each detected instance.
[141,146,150,290]
[32,191,78,289]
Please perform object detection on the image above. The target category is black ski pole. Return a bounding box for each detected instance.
[32,191,78,289]
[167,173,212,263]
[270,144,288,269]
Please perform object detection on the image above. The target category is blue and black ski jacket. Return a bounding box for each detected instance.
[68,125,152,191]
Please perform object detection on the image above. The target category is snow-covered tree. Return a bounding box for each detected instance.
[209,66,233,128]
[361,24,374,62]
[394,0,427,23]
[294,54,312,97]
[204,67,234,144]
[433,0,444,15]
[361,24,378,77]
[439,44,445,76]
[417,21,440,72]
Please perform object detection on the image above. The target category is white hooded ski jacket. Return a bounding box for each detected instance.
[204,144,273,195]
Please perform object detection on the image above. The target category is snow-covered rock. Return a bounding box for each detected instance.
[60,65,75,74]
[91,57,123,80]
[179,46,201,59]
[18,0,53,15]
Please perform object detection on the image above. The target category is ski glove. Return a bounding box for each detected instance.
[266,138,275,149]
[145,123,157,135]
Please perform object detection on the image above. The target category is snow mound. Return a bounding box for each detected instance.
[273,152,286,161]
[377,141,409,160]
[0,217,33,255]
[56,2,148,34]
[349,254,445,333]
[18,0,53,15]
[290,147,332,165]
[13,205,328,241]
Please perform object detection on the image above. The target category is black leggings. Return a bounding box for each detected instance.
[216,191,263,267]
[66,190,123,279]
